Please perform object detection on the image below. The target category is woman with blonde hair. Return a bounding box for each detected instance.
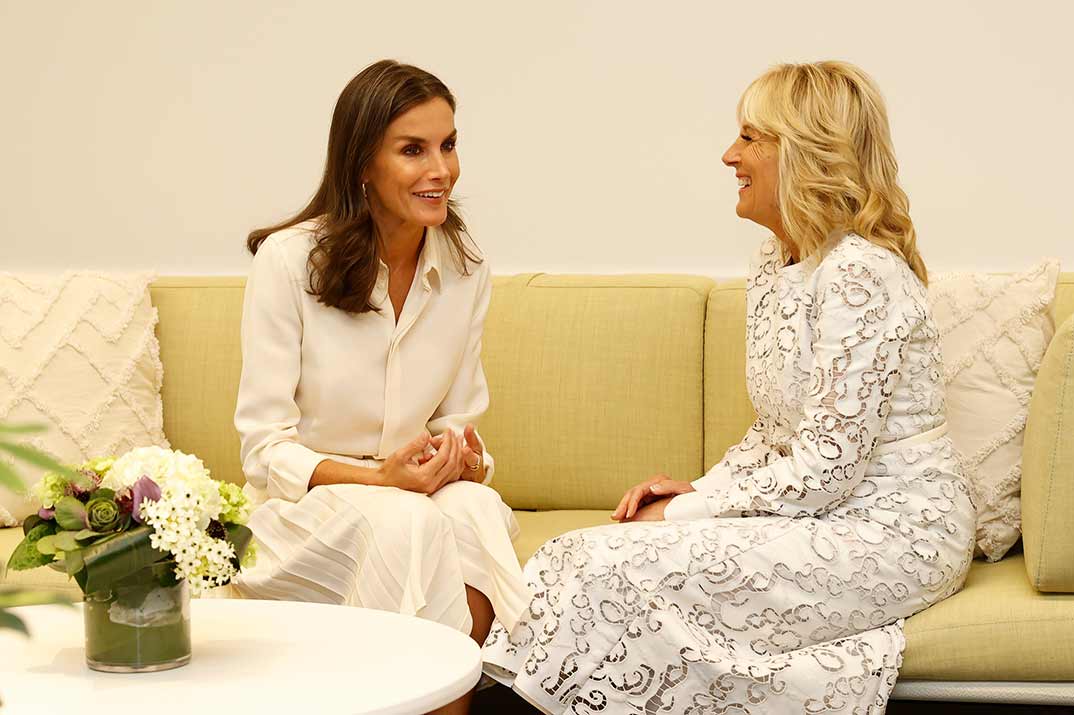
[482,61,974,713]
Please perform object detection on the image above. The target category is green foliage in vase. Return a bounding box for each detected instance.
[0,422,74,644]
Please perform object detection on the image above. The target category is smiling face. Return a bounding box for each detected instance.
[362,97,460,235]
[721,126,782,236]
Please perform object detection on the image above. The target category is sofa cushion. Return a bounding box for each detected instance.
[0,272,169,526]
[511,509,615,564]
[0,526,80,596]
[704,279,755,470]
[151,278,246,486]
[482,274,713,511]
[901,552,1074,681]
[929,261,1060,562]
[1022,313,1074,593]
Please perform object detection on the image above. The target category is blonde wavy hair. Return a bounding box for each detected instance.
[738,61,927,284]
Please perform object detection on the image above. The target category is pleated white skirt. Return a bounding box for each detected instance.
[229,478,531,635]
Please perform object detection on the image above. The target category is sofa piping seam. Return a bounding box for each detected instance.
[909,616,1074,635]
[701,293,710,473]
[525,284,714,299]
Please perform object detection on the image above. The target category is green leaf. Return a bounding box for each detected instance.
[22,513,44,537]
[0,610,29,636]
[52,531,79,552]
[93,488,116,501]
[8,522,57,570]
[76,525,169,594]
[63,548,85,577]
[0,460,25,494]
[35,535,58,556]
[74,529,105,541]
[0,423,46,435]
[0,441,70,473]
[54,496,87,531]
[0,588,72,609]
[225,523,254,568]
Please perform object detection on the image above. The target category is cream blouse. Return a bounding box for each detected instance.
[234,221,494,505]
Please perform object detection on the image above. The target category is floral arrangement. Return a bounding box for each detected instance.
[8,446,255,596]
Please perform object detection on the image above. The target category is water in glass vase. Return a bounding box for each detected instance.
[83,560,191,672]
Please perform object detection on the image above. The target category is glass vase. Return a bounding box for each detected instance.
[82,560,191,673]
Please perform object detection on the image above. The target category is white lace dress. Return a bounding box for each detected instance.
[482,234,976,714]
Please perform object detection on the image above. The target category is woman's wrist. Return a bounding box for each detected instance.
[309,459,385,490]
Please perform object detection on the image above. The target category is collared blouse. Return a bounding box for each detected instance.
[234,220,494,504]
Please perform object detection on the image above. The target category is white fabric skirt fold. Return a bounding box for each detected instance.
[483,508,972,715]
[230,477,530,635]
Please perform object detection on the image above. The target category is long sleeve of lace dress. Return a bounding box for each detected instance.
[667,251,916,520]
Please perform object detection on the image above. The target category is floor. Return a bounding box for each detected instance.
[471,684,1074,714]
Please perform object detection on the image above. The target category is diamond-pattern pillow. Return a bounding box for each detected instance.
[930,260,1060,561]
[0,273,169,526]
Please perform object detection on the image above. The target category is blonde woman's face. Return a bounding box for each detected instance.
[722,126,781,234]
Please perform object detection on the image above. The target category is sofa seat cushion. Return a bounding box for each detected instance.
[0,526,80,597]
[512,509,613,564]
[902,552,1074,681]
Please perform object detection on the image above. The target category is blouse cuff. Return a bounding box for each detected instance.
[664,492,712,521]
[266,442,330,502]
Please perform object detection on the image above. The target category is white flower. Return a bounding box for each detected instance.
[108,446,240,595]
[141,494,238,596]
[105,447,222,528]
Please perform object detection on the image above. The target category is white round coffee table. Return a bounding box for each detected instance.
[0,599,481,714]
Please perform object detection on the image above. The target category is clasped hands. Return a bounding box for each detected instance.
[377,424,485,495]
[610,473,696,523]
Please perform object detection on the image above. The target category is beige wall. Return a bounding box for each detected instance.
[2,1,1071,276]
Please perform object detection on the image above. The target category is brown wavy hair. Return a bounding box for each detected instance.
[738,61,928,284]
[247,60,480,313]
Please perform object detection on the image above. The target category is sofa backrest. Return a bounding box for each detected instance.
[150,273,1074,533]
[481,274,714,510]
[151,277,246,487]
[150,274,716,511]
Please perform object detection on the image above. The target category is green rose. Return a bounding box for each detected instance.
[86,497,122,532]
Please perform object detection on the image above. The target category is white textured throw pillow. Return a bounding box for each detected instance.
[929,260,1060,561]
[0,273,169,526]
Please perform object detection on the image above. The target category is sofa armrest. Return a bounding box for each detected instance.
[1022,313,1074,592]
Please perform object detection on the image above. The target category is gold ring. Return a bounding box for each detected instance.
[468,459,480,471]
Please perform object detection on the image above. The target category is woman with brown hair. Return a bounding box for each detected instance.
[232,60,528,706]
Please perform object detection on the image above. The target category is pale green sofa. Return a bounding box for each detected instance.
[3,273,1073,705]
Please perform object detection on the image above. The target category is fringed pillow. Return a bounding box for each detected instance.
[0,272,169,526]
[930,260,1060,561]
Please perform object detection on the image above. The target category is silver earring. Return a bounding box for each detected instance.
[361,183,368,199]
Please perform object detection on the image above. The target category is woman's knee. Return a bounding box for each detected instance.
[386,488,452,528]
[430,480,506,515]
